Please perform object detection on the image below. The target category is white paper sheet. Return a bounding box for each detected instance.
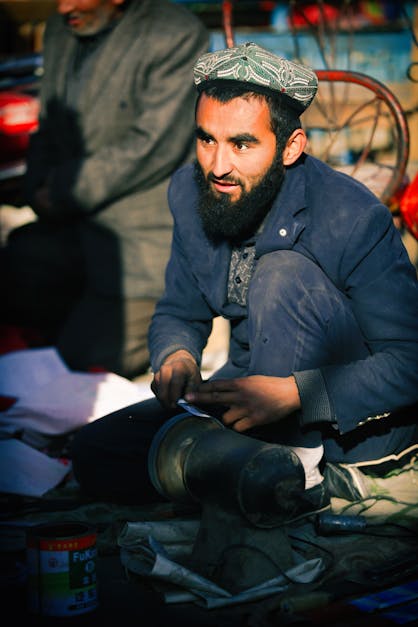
[0,347,154,496]
[0,348,153,435]
[0,439,70,497]
[0,347,69,397]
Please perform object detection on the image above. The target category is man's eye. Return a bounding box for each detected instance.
[235,141,249,151]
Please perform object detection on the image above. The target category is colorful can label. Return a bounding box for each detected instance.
[26,522,98,616]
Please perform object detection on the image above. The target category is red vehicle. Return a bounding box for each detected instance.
[0,53,41,205]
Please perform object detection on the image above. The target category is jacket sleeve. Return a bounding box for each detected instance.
[148,219,215,373]
[295,203,418,434]
[148,170,216,372]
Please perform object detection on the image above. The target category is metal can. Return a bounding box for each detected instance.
[26,521,98,617]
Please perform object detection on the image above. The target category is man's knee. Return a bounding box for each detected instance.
[250,250,328,302]
[246,250,365,372]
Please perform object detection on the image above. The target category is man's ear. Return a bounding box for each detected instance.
[282,128,307,166]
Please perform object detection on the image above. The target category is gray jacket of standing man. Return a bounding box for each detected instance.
[24,0,210,299]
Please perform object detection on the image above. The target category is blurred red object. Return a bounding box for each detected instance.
[0,91,39,163]
[0,324,45,356]
[399,172,418,242]
[290,3,340,27]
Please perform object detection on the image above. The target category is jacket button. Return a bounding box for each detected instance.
[279,228,287,237]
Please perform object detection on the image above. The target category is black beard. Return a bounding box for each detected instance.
[194,155,285,245]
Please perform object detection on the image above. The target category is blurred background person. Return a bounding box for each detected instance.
[0,0,209,378]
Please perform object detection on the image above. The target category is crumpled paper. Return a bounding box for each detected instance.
[0,347,153,436]
[118,519,325,609]
[0,347,153,497]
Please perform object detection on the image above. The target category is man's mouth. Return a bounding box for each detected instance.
[210,177,241,194]
[65,14,83,28]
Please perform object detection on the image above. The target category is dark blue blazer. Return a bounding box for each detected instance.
[149,155,418,438]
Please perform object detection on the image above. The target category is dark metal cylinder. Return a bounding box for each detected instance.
[148,413,305,528]
[184,427,305,527]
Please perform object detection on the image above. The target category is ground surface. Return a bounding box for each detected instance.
[1,490,418,626]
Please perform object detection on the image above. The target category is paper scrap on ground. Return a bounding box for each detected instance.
[0,347,69,397]
[118,520,324,609]
[0,347,153,435]
[119,519,200,561]
[0,438,70,497]
[0,347,153,496]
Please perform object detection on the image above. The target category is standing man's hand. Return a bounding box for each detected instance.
[151,349,202,409]
[184,375,301,431]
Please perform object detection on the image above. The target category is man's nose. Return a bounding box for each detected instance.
[56,0,76,14]
[211,145,233,178]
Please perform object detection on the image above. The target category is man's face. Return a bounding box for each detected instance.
[196,93,278,203]
[195,93,285,244]
[56,0,122,37]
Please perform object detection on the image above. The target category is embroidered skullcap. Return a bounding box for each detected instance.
[193,42,318,113]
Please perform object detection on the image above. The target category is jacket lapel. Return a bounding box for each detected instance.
[80,0,150,114]
[43,21,77,102]
[257,163,307,255]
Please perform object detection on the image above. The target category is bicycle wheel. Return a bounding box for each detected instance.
[220,2,410,208]
[304,69,410,207]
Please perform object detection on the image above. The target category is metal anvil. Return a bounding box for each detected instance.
[148,413,305,593]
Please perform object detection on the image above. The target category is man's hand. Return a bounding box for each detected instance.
[151,349,202,409]
[184,375,301,431]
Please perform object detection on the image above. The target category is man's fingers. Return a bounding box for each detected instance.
[231,417,254,432]
[198,379,237,392]
[185,379,238,404]
[185,390,236,405]
[222,407,247,425]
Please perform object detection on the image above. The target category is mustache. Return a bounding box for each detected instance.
[207,172,242,187]
[64,13,80,21]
